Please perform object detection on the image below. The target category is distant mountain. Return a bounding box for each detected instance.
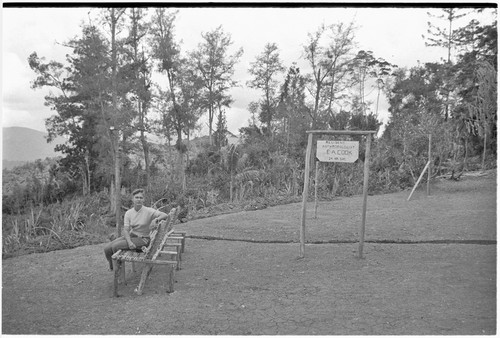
[2,127,65,169]
[2,127,240,170]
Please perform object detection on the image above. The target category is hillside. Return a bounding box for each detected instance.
[2,127,64,169]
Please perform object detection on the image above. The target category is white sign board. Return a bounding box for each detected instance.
[316,140,359,163]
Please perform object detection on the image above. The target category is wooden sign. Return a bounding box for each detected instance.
[300,130,375,259]
[316,140,359,163]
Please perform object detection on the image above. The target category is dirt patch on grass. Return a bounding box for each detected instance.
[2,170,496,335]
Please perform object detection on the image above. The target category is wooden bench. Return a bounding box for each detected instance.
[128,230,186,272]
[111,207,183,296]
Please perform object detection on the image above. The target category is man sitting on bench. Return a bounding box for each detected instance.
[104,188,169,271]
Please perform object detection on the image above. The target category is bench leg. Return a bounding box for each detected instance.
[176,245,182,261]
[176,247,182,270]
[135,264,153,295]
[165,264,175,293]
[113,260,122,297]
[122,261,127,285]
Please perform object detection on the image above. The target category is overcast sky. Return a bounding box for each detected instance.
[2,4,496,137]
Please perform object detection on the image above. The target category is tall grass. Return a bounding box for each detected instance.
[2,195,110,258]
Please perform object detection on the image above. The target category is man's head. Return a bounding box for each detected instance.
[132,189,145,208]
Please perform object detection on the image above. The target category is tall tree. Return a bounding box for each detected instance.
[149,9,184,181]
[454,15,497,65]
[303,22,357,129]
[28,21,119,197]
[424,8,468,120]
[384,64,452,178]
[349,50,396,117]
[424,8,468,63]
[276,64,309,150]
[100,7,131,235]
[125,8,153,188]
[190,26,243,145]
[450,18,497,165]
[175,62,204,189]
[150,8,203,189]
[466,61,497,169]
[452,17,497,104]
[247,42,285,134]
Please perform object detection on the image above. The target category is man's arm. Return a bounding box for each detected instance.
[123,211,136,249]
[150,209,170,229]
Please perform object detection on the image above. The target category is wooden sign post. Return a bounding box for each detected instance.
[300,130,376,258]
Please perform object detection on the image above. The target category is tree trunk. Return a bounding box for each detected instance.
[176,129,186,192]
[181,154,186,192]
[312,69,321,129]
[110,8,123,237]
[139,127,150,188]
[82,170,88,196]
[375,85,381,116]
[186,131,190,169]
[327,64,337,112]
[292,168,297,196]
[463,138,468,171]
[230,169,234,202]
[109,180,116,214]
[482,129,487,170]
[208,104,214,146]
[114,134,122,236]
[85,151,91,195]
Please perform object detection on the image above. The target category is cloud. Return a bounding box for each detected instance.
[3,8,87,131]
[2,107,50,132]
[3,52,35,95]
[3,51,54,129]
[3,88,50,113]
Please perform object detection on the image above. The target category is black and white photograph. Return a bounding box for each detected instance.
[2,2,497,335]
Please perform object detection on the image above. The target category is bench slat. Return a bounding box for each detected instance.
[114,251,146,262]
[159,250,178,255]
[139,259,177,265]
